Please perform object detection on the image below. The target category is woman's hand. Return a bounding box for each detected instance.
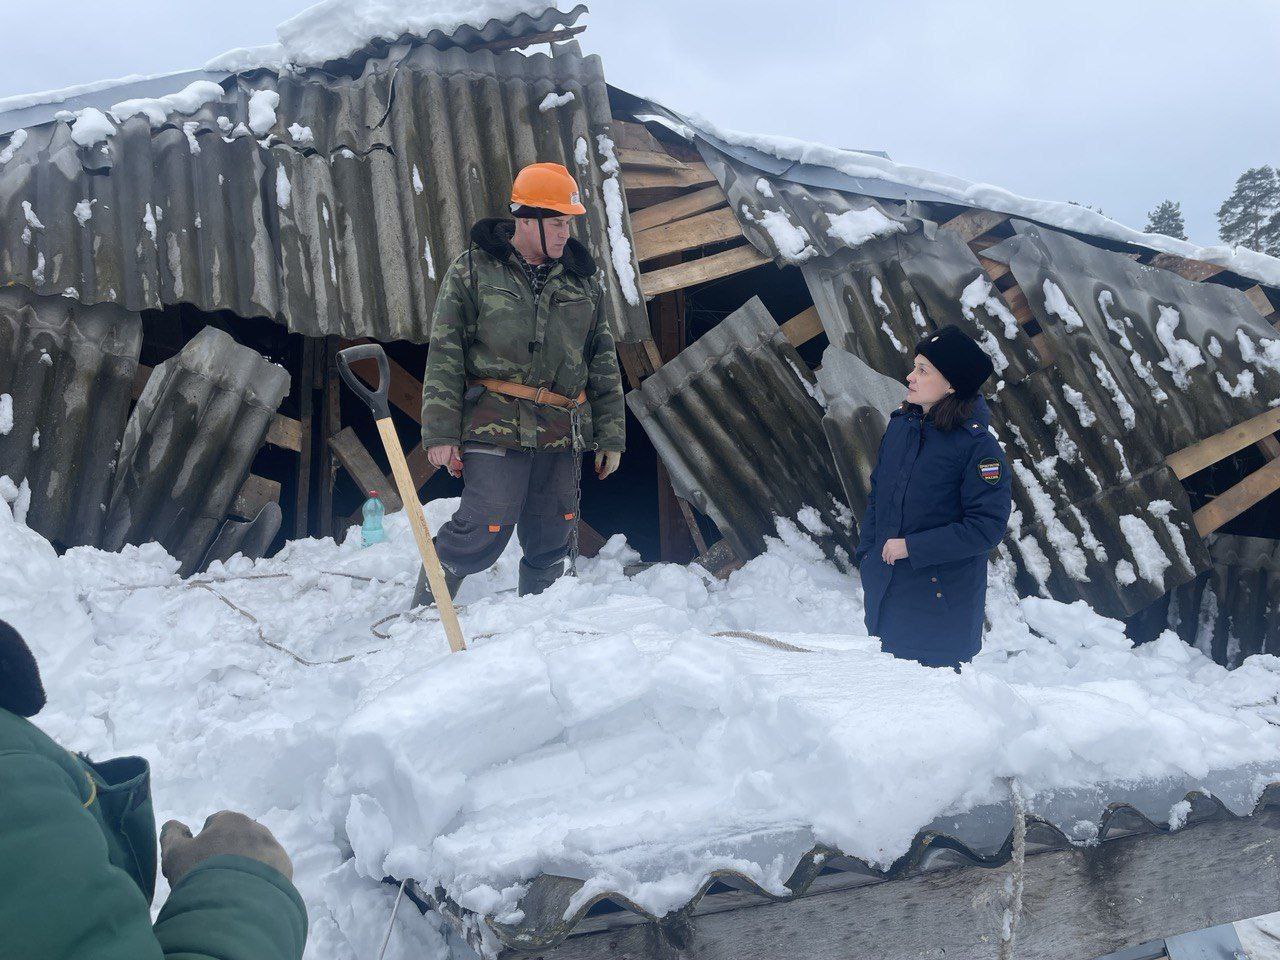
[881,538,909,565]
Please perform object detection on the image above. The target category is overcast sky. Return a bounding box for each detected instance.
[2,0,1277,246]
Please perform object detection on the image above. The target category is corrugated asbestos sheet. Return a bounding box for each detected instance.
[103,326,289,575]
[0,37,647,344]
[626,296,855,563]
[411,773,1280,958]
[201,502,284,572]
[0,286,141,547]
[1164,535,1280,667]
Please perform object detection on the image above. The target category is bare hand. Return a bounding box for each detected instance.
[160,811,293,886]
[881,538,908,565]
[428,444,463,478]
[595,450,621,480]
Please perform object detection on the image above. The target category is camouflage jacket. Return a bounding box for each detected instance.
[421,218,626,453]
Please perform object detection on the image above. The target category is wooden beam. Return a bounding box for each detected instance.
[634,206,744,263]
[1146,252,1225,283]
[999,284,1035,325]
[640,243,771,298]
[979,255,1011,284]
[615,340,662,389]
[318,337,340,538]
[1244,284,1278,323]
[780,306,823,348]
[133,363,303,453]
[940,209,1010,243]
[1166,406,1280,479]
[629,184,729,235]
[617,148,688,172]
[231,474,280,520]
[469,24,586,52]
[621,163,717,193]
[1193,456,1280,536]
[576,519,606,559]
[328,426,402,512]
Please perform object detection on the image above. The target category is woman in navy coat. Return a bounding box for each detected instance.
[854,325,1012,668]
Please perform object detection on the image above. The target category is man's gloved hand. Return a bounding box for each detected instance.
[427,444,463,478]
[160,811,294,886]
[594,450,621,479]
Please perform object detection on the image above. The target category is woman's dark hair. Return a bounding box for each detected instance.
[901,393,977,432]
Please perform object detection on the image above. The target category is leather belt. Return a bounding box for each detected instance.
[469,378,585,409]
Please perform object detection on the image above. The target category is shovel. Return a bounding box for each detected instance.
[336,344,466,654]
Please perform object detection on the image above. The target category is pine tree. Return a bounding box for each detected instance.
[1145,200,1187,240]
[1217,166,1280,255]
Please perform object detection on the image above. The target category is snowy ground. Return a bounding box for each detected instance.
[3,494,1280,960]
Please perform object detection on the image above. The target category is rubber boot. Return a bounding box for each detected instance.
[411,564,465,610]
[518,558,564,597]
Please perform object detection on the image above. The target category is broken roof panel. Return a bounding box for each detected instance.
[0,37,647,344]
[626,296,855,563]
[1167,535,1280,667]
[0,286,141,548]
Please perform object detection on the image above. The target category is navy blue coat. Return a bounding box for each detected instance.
[855,396,1012,667]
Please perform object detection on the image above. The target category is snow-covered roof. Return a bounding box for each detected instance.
[630,99,1280,292]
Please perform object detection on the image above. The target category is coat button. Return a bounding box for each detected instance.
[931,576,938,583]
[935,592,943,599]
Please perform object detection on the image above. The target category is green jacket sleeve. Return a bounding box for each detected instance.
[585,293,626,453]
[421,255,477,448]
[0,749,306,960]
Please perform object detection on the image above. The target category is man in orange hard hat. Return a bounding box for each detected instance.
[416,162,625,605]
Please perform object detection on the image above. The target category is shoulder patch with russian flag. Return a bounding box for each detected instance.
[979,458,1001,484]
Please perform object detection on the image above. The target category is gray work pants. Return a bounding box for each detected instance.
[434,444,580,577]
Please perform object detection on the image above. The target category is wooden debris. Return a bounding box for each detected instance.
[621,163,717,193]
[329,427,402,512]
[1166,406,1280,480]
[617,148,689,171]
[629,184,729,234]
[780,306,823,348]
[941,209,1010,243]
[1193,456,1280,536]
[232,474,281,520]
[641,244,772,298]
[469,25,585,52]
[294,340,316,539]
[634,206,744,263]
[1146,252,1225,283]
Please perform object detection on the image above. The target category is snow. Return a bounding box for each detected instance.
[412,165,424,196]
[641,110,1280,292]
[573,137,589,169]
[423,237,437,281]
[74,199,95,225]
[538,91,575,112]
[69,108,115,148]
[1237,330,1280,377]
[795,506,830,537]
[1089,353,1136,430]
[910,301,930,334]
[5,498,1279,959]
[870,276,891,316]
[1061,384,1097,428]
[1041,280,1084,332]
[0,128,28,165]
[143,204,159,244]
[289,123,315,146]
[594,135,641,307]
[825,206,906,247]
[21,201,44,231]
[207,0,554,71]
[1216,369,1257,399]
[0,394,11,434]
[1010,460,1088,582]
[1118,514,1172,591]
[31,253,45,284]
[1154,304,1205,390]
[182,121,202,155]
[248,89,281,137]
[276,165,293,210]
[755,177,774,198]
[109,80,225,128]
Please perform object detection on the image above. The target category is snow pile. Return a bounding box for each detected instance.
[109,80,226,128]
[0,394,12,435]
[825,206,906,248]
[69,108,115,148]
[538,91,574,112]
[207,0,558,72]
[3,497,1279,959]
[594,135,641,306]
[0,128,27,165]
[248,89,281,136]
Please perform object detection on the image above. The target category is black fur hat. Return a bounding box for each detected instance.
[0,619,45,718]
[914,325,995,398]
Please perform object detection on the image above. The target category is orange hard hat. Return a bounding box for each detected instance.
[510,162,586,216]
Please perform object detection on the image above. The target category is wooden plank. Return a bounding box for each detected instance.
[640,244,771,299]
[1258,436,1280,461]
[1244,284,1278,322]
[621,163,717,193]
[979,255,1012,284]
[780,306,823,348]
[1193,456,1280,536]
[539,809,1280,960]
[576,519,606,560]
[1000,284,1035,325]
[940,209,1010,243]
[610,119,669,155]
[634,206,744,263]
[1166,406,1280,479]
[1147,252,1225,283]
[629,185,728,234]
[328,426,402,512]
[617,148,688,172]
[231,474,280,520]
[318,338,340,538]
[133,363,302,452]
[641,339,663,371]
[294,339,315,539]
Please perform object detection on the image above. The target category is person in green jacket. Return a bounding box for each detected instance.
[0,618,308,960]
[416,162,626,605]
